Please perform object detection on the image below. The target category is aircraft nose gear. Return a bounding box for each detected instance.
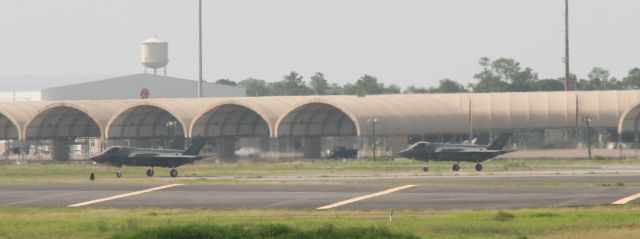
[475,163,483,171]
[146,168,155,177]
[170,168,178,177]
[423,166,429,172]
[452,164,460,172]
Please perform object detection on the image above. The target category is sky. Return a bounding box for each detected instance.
[0,0,639,88]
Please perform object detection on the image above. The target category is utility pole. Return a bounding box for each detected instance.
[564,0,570,91]
[197,0,203,98]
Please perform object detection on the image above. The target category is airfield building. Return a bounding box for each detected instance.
[0,90,640,161]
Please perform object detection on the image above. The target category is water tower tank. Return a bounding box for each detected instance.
[141,36,169,72]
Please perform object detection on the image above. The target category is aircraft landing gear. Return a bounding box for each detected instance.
[423,166,429,172]
[452,163,460,172]
[475,163,483,172]
[116,169,122,178]
[170,168,178,177]
[146,168,155,177]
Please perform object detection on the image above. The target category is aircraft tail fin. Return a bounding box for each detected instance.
[183,138,206,156]
[487,132,512,150]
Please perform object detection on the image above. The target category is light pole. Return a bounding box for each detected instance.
[367,118,378,160]
[582,115,592,159]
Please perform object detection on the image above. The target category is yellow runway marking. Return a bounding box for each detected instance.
[317,184,418,210]
[612,192,640,205]
[67,184,183,207]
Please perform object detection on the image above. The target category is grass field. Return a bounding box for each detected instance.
[0,206,638,239]
[0,158,639,184]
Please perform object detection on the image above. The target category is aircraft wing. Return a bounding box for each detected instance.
[435,147,508,154]
[130,153,162,157]
[126,154,201,167]
[130,154,197,159]
[435,148,465,153]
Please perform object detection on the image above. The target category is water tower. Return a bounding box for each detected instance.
[141,36,169,76]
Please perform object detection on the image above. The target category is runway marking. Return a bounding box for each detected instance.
[67,184,183,207]
[612,192,640,205]
[317,184,418,210]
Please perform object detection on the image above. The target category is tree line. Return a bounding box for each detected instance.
[212,57,640,96]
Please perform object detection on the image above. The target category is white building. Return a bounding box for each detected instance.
[0,73,245,101]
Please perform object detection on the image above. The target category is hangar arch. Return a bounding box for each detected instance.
[617,102,640,148]
[189,98,305,160]
[275,95,469,137]
[0,102,46,140]
[274,95,469,158]
[106,104,186,139]
[0,114,19,140]
[24,103,102,139]
[275,102,357,137]
[190,103,270,137]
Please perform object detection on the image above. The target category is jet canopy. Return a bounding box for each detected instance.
[105,147,120,154]
[409,142,431,149]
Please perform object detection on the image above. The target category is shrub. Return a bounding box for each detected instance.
[529,212,558,218]
[111,223,420,239]
[494,211,515,222]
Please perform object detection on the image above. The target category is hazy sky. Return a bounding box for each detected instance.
[1,0,639,88]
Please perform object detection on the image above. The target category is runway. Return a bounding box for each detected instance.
[1,174,640,210]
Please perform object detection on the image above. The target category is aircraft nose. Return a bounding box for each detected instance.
[89,154,103,163]
[397,149,410,158]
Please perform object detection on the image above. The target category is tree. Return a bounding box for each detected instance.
[580,67,611,90]
[531,79,564,91]
[352,74,384,95]
[622,68,640,89]
[558,74,578,91]
[326,83,344,95]
[492,58,521,83]
[238,78,269,96]
[404,85,429,94]
[274,71,312,95]
[342,83,360,96]
[471,57,504,92]
[309,72,329,95]
[215,79,237,86]
[429,79,467,93]
[384,84,401,94]
[470,57,537,92]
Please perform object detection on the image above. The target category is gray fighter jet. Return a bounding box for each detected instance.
[90,139,207,178]
[397,133,514,172]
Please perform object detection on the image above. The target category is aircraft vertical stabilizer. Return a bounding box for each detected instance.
[487,133,512,150]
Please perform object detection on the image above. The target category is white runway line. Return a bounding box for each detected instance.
[67,184,183,207]
[317,184,418,210]
[611,192,640,205]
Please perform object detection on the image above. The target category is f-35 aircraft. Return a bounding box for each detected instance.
[397,133,514,172]
[90,139,207,178]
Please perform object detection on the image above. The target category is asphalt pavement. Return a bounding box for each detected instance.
[1,174,639,210]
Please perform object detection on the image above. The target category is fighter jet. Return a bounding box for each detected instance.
[397,133,514,172]
[90,139,207,178]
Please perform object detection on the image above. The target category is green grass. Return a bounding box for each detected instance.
[111,224,420,239]
[0,206,639,239]
[0,158,639,184]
